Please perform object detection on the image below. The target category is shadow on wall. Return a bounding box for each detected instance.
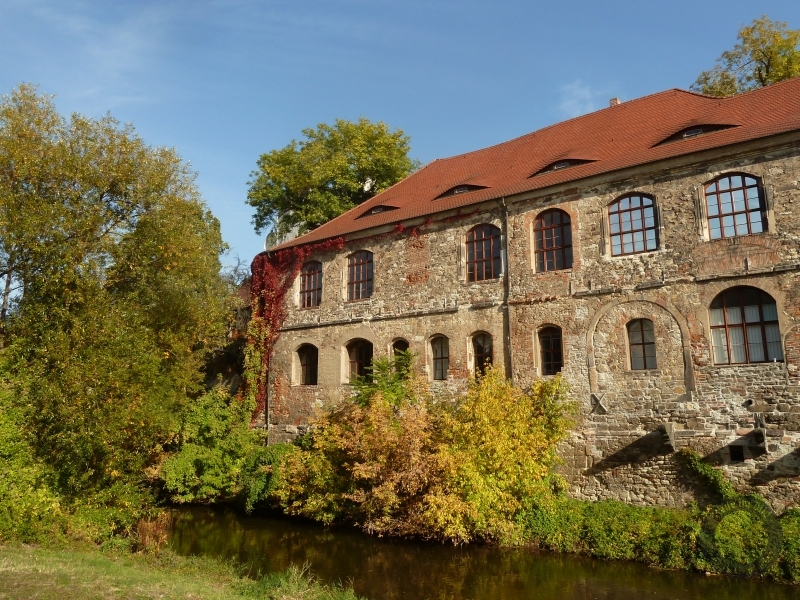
[750,448,800,485]
[585,430,672,475]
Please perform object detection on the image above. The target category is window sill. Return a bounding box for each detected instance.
[531,267,573,276]
[605,248,663,261]
[345,297,373,304]
[710,361,784,368]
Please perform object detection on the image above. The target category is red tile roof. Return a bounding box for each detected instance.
[271,78,800,251]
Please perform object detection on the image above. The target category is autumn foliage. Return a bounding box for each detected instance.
[272,359,575,544]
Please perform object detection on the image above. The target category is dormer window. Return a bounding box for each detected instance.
[531,159,595,177]
[434,184,488,199]
[357,204,399,219]
[654,124,737,146]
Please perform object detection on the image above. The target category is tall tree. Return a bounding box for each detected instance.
[692,16,800,97]
[0,84,229,498]
[247,118,420,239]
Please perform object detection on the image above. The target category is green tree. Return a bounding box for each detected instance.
[247,118,420,238]
[692,16,800,97]
[0,84,229,505]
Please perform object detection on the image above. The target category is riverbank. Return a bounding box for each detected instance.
[0,543,361,600]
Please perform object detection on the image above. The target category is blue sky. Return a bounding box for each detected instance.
[2,1,799,267]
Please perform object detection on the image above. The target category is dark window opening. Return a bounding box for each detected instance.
[298,344,319,385]
[431,336,450,381]
[709,286,782,365]
[539,327,563,375]
[347,251,374,301]
[392,339,411,375]
[534,209,573,271]
[729,445,745,463]
[473,333,493,376]
[609,194,659,256]
[466,224,502,282]
[347,340,374,381]
[628,319,657,370]
[704,174,765,240]
[300,261,323,308]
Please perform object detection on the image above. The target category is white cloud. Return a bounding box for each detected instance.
[558,80,606,118]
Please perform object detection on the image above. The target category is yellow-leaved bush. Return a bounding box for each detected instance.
[272,361,574,544]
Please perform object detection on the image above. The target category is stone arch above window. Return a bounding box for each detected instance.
[300,261,322,308]
[586,295,694,395]
[608,194,659,256]
[538,326,563,375]
[346,339,374,381]
[347,250,373,301]
[627,319,657,370]
[430,335,450,381]
[709,286,782,365]
[466,224,502,282]
[297,344,319,385]
[703,173,765,240]
[533,209,572,272]
[472,332,493,376]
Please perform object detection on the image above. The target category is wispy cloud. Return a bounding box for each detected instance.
[558,80,607,118]
[3,0,178,108]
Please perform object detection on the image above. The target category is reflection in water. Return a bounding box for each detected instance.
[168,507,796,600]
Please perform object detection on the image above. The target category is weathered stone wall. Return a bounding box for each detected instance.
[267,138,800,510]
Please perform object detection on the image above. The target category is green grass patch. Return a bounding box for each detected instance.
[0,544,361,600]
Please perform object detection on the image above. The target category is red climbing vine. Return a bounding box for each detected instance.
[246,208,489,421]
[247,237,345,420]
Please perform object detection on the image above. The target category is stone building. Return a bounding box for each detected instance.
[260,79,800,509]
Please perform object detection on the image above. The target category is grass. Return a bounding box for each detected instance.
[0,544,361,600]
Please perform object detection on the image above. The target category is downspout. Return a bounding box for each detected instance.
[501,198,513,380]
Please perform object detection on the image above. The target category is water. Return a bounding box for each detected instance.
[168,507,798,600]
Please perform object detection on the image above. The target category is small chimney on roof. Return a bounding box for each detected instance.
[609,97,621,107]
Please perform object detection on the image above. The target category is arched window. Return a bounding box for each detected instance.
[627,319,657,370]
[538,326,563,375]
[300,261,322,308]
[472,333,493,376]
[709,287,782,365]
[392,339,409,354]
[392,338,411,375]
[431,336,449,381]
[608,194,658,256]
[297,344,319,385]
[347,339,374,380]
[466,224,502,282]
[534,209,572,272]
[347,251,373,301]
[704,174,765,239]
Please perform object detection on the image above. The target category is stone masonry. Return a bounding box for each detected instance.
[264,130,800,511]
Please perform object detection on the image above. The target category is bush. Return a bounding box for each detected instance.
[698,496,783,578]
[520,499,699,570]
[778,509,800,582]
[160,386,266,504]
[241,443,296,512]
[272,361,575,544]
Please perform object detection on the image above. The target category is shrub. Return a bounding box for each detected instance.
[698,496,782,577]
[778,508,800,582]
[161,386,266,504]
[241,443,297,512]
[272,361,575,544]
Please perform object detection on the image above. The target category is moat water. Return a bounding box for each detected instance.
[168,507,797,600]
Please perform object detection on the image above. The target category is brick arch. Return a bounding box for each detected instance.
[586,294,694,394]
[783,324,800,382]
